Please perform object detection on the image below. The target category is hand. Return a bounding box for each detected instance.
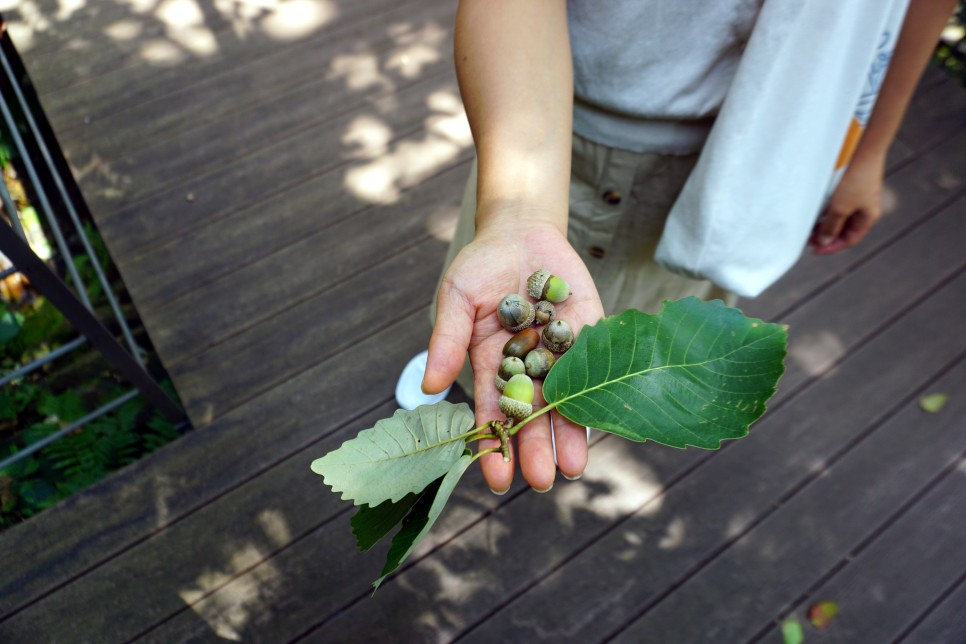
[422,218,604,493]
[810,153,886,256]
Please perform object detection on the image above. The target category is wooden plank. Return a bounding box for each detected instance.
[91,72,464,262]
[149,157,470,366]
[145,255,966,641]
[55,0,456,176]
[172,233,454,424]
[20,0,419,125]
[0,301,439,619]
[900,574,966,644]
[612,358,966,643]
[446,271,966,643]
[756,460,966,644]
[895,74,966,156]
[744,128,966,320]
[114,92,472,314]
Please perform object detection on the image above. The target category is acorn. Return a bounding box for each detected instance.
[527,269,571,303]
[524,348,555,379]
[497,294,535,332]
[494,356,525,392]
[499,374,534,419]
[503,327,540,359]
[533,300,556,325]
[543,319,575,353]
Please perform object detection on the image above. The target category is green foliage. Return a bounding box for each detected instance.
[312,298,788,589]
[0,389,181,527]
[544,299,786,448]
[782,618,805,644]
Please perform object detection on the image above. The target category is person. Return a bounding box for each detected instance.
[396,0,957,496]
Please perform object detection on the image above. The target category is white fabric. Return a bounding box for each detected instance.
[568,0,762,154]
[655,0,911,297]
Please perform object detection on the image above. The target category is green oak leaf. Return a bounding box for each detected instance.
[543,298,787,448]
[373,450,474,590]
[311,401,474,506]
[351,491,424,552]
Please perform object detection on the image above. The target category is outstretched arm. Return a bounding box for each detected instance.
[423,0,604,493]
[813,0,959,254]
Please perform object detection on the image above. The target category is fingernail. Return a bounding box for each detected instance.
[490,486,510,496]
[562,472,582,481]
[817,235,833,247]
[532,483,554,494]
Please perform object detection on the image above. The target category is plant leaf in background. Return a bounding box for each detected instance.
[543,298,787,448]
[781,618,805,644]
[311,401,474,506]
[807,600,839,629]
[373,451,474,590]
[918,392,948,413]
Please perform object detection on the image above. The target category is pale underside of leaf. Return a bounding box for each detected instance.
[373,451,474,590]
[543,298,787,449]
[310,401,474,506]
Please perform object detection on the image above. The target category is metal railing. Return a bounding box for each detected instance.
[0,25,187,471]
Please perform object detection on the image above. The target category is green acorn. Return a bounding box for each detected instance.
[527,269,571,304]
[499,374,534,419]
[494,356,526,392]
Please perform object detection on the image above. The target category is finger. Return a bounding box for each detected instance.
[813,205,850,248]
[552,411,588,479]
[424,277,474,394]
[841,210,875,248]
[474,342,515,494]
[517,380,556,492]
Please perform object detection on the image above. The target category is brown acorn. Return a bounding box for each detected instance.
[543,319,574,353]
[503,327,540,359]
[496,294,535,332]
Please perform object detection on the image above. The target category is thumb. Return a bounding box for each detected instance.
[423,277,474,394]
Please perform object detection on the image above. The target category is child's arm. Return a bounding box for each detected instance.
[424,0,602,493]
[813,0,959,255]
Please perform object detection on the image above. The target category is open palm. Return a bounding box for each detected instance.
[423,220,604,493]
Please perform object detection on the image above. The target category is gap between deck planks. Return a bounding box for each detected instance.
[898,571,966,644]
[71,187,966,640]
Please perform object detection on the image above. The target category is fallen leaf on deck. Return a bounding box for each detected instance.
[919,393,949,413]
[808,600,839,629]
[782,618,805,644]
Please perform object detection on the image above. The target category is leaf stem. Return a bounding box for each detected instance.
[471,447,501,462]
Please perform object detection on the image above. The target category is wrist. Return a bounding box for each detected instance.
[475,201,568,239]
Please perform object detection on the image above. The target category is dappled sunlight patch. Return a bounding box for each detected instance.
[424,203,460,243]
[341,114,394,160]
[56,0,87,21]
[256,509,293,546]
[156,0,218,56]
[342,89,470,204]
[329,50,394,93]
[139,37,189,64]
[881,182,898,216]
[179,542,284,641]
[657,515,686,550]
[261,0,336,41]
[4,0,52,50]
[103,19,144,42]
[553,446,664,530]
[384,21,447,79]
[788,330,845,377]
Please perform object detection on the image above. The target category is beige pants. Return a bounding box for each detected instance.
[437,133,736,396]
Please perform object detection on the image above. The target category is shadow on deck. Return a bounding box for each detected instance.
[0,1,965,641]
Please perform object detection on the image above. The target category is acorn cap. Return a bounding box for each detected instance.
[527,269,551,300]
[494,373,508,392]
[499,395,533,420]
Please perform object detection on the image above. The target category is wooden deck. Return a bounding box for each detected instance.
[1,1,965,641]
